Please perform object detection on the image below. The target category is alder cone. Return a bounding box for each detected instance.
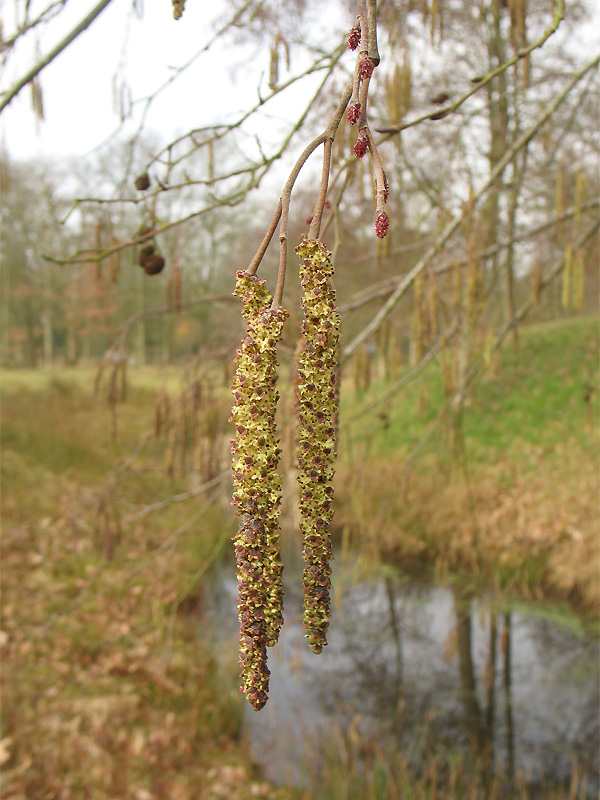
[138,244,155,267]
[144,254,165,275]
[134,173,150,191]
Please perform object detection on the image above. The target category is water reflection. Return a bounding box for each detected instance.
[205,542,599,795]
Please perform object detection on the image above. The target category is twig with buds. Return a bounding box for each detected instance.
[346,0,389,239]
[229,0,386,710]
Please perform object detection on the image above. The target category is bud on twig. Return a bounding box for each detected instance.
[375,210,389,238]
[347,103,361,125]
[354,129,369,158]
[347,25,361,51]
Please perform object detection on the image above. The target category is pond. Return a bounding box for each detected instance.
[205,537,599,797]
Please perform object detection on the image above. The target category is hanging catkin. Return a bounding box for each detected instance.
[230,271,288,710]
[295,237,340,654]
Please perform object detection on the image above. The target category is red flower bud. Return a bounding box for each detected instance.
[347,103,361,125]
[347,25,361,51]
[353,130,369,159]
[359,56,374,80]
[375,211,389,239]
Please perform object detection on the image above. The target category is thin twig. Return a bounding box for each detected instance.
[115,294,236,350]
[247,201,282,276]
[54,49,345,266]
[125,472,229,524]
[308,139,333,241]
[0,0,116,114]
[0,0,67,55]
[376,0,566,137]
[271,81,353,307]
[345,219,598,481]
[338,199,600,315]
[366,0,380,65]
[343,52,600,360]
[343,317,460,427]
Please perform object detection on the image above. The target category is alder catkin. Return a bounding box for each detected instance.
[230,271,288,709]
[295,237,340,655]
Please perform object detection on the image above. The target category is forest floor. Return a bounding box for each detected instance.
[1,315,598,799]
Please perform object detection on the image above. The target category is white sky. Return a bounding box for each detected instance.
[2,0,598,168]
[0,0,337,163]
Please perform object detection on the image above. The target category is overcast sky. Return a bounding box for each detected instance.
[0,0,326,163]
[2,0,598,168]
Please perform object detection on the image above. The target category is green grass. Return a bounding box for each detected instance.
[466,317,598,455]
[1,319,597,800]
[334,316,599,613]
[340,316,599,465]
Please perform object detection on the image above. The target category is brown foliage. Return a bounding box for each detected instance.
[335,445,599,610]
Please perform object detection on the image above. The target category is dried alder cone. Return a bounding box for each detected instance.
[230,271,288,710]
[134,172,150,191]
[138,243,165,275]
[295,237,340,655]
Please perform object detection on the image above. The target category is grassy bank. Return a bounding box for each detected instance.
[336,316,599,614]
[1,316,597,798]
[1,369,292,800]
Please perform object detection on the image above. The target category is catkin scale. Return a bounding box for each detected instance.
[230,271,288,709]
[295,237,340,654]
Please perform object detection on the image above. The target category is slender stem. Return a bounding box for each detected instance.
[308,139,333,241]
[0,0,116,114]
[365,127,386,213]
[338,197,599,314]
[358,0,368,42]
[271,82,353,308]
[343,52,600,358]
[247,200,282,276]
[0,1,67,55]
[357,73,371,129]
[321,166,353,240]
[367,0,380,65]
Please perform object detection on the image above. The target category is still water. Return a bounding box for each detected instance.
[205,540,599,795]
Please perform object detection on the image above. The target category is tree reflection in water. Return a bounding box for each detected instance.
[205,548,598,796]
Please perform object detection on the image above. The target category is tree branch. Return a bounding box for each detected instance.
[271,81,353,307]
[376,0,565,136]
[0,0,116,114]
[343,52,600,360]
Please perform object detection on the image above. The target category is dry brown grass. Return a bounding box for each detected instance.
[0,376,293,800]
[335,440,599,612]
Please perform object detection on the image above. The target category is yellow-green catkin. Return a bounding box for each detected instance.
[572,251,584,311]
[561,245,572,310]
[172,0,186,20]
[230,271,288,710]
[295,236,340,655]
